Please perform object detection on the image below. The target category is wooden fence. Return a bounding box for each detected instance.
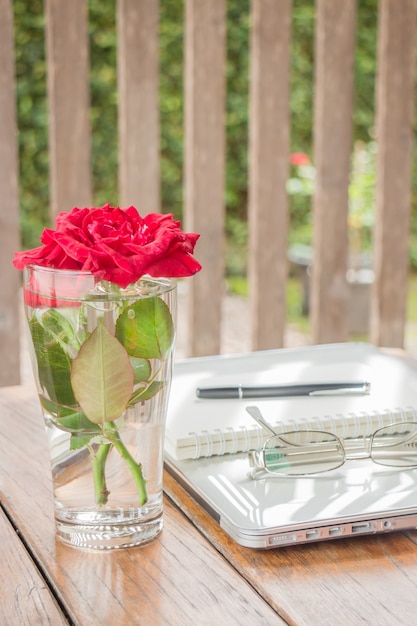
[1,0,417,386]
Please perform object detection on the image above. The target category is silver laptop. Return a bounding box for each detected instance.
[164,343,417,549]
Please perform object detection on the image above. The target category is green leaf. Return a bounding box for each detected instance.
[71,324,134,425]
[115,297,174,359]
[29,317,77,406]
[41,396,73,416]
[130,357,152,383]
[128,380,165,406]
[70,433,96,450]
[38,309,82,354]
[58,412,102,432]
[41,393,108,462]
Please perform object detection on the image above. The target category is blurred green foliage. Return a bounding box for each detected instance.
[14,0,48,249]
[89,0,118,208]
[15,0,406,270]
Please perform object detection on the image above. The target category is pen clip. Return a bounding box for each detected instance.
[310,382,371,396]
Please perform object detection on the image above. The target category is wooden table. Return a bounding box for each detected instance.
[2,383,417,625]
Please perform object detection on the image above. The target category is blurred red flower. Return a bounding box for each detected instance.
[290,152,310,166]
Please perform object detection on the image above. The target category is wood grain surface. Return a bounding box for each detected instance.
[0,385,281,625]
[0,508,69,625]
[2,381,417,624]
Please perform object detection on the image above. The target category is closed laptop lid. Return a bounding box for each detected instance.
[165,452,417,549]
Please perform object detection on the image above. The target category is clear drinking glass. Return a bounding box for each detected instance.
[23,265,176,549]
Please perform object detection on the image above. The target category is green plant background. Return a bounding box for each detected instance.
[13,0,417,279]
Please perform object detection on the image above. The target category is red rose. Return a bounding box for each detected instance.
[13,204,202,288]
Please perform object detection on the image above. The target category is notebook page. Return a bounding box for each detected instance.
[165,343,417,460]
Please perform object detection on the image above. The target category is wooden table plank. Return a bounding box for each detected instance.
[0,507,68,625]
[164,458,417,626]
[0,385,282,626]
[6,382,417,625]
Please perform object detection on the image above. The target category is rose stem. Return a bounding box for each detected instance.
[91,443,112,505]
[106,422,148,505]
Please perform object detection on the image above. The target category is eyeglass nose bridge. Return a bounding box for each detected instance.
[342,434,372,461]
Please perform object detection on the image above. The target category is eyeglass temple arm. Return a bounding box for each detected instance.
[247,449,266,473]
[246,406,277,436]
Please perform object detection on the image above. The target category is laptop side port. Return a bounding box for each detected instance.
[351,522,373,534]
[305,529,321,540]
[328,527,343,537]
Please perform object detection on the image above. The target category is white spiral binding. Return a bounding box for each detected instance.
[238,425,249,452]
[202,430,213,457]
[190,431,200,460]
[214,428,226,456]
[188,406,417,459]
[227,427,238,455]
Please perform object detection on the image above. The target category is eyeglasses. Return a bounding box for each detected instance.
[246,406,417,477]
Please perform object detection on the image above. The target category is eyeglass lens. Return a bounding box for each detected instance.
[263,423,417,475]
[371,422,417,467]
[264,431,344,476]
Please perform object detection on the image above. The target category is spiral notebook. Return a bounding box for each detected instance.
[165,343,417,461]
[164,343,417,549]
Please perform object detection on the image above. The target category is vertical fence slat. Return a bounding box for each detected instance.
[310,0,357,344]
[370,0,417,348]
[248,0,291,350]
[45,0,92,217]
[117,0,160,212]
[8,1,417,373]
[0,0,20,385]
[184,0,226,356]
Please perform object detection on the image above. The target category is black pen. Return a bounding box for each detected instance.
[195,381,371,399]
